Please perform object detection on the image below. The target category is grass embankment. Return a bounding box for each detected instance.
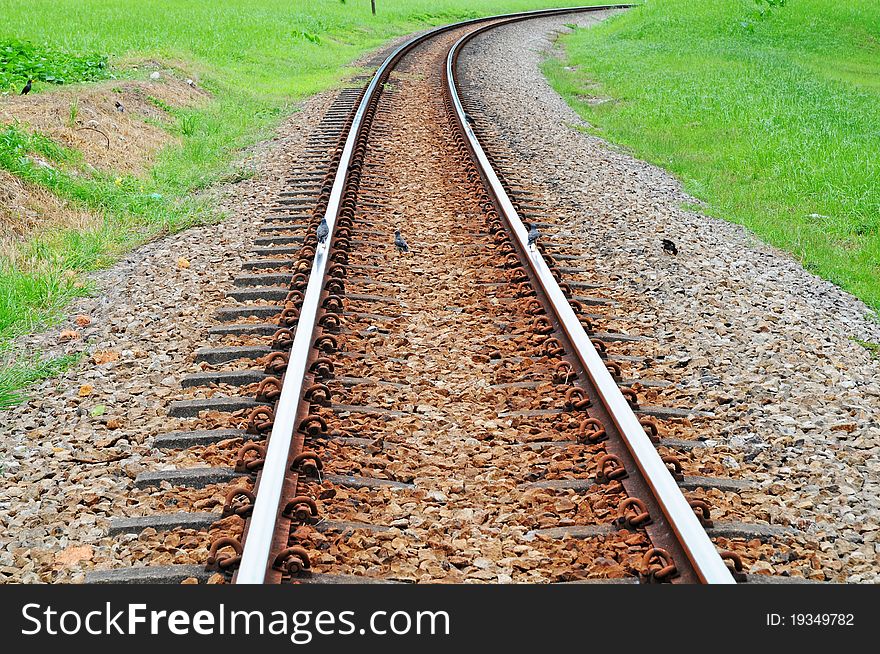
[0,0,602,406]
[545,0,880,311]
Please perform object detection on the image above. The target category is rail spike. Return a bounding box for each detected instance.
[206,537,242,572]
[273,547,311,577]
[222,487,256,518]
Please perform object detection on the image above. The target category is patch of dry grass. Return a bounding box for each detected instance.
[0,169,98,259]
[0,71,207,177]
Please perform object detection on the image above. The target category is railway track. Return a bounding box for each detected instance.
[86,6,794,585]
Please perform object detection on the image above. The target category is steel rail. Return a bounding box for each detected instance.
[445,20,735,584]
[235,4,645,585]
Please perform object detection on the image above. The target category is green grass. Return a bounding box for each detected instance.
[0,350,82,409]
[0,1,604,406]
[544,0,880,310]
[0,122,211,407]
[1,38,109,91]
[853,338,880,359]
[0,1,592,98]
[0,122,208,332]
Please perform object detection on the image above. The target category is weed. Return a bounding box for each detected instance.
[852,338,880,358]
[146,96,173,113]
[293,30,322,45]
[180,114,198,137]
[67,98,79,127]
[0,351,83,408]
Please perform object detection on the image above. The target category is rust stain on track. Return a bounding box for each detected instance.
[277,29,648,583]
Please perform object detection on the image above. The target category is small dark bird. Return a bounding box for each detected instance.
[527,222,541,248]
[316,217,329,244]
[661,238,678,255]
[115,100,125,112]
[394,228,409,253]
[20,79,32,95]
[464,112,475,126]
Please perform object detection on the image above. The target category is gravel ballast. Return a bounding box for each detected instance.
[1,10,877,584]
[458,11,879,582]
